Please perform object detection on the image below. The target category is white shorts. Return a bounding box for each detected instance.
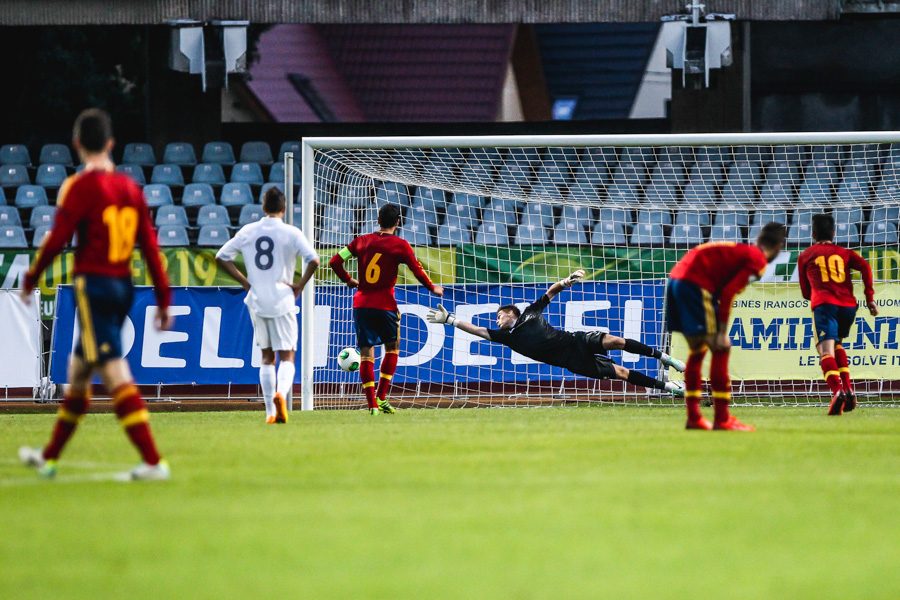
[251,310,298,351]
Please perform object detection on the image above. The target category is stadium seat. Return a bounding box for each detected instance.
[864,222,899,244]
[559,205,592,226]
[714,210,750,227]
[398,222,431,246]
[636,210,672,226]
[832,207,864,226]
[674,211,710,227]
[0,225,27,248]
[532,162,570,197]
[514,214,549,244]
[450,191,485,211]
[359,204,379,231]
[197,225,231,247]
[405,203,440,228]
[798,161,837,205]
[474,222,509,245]
[629,223,664,246]
[192,163,226,186]
[607,163,645,203]
[231,162,264,186]
[759,181,793,204]
[772,145,804,163]
[846,143,880,167]
[0,144,31,166]
[836,180,870,206]
[436,215,473,246]
[291,203,302,227]
[39,144,73,166]
[567,177,600,200]
[808,144,844,165]
[495,162,532,196]
[411,187,447,215]
[792,208,819,225]
[695,146,730,164]
[522,202,555,227]
[580,146,618,170]
[687,161,725,185]
[833,223,860,246]
[320,204,354,246]
[597,207,631,227]
[374,181,412,208]
[871,206,900,223]
[766,160,800,184]
[681,178,717,207]
[196,205,230,227]
[709,224,743,242]
[874,174,899,204]
[36,164,67,189]
[258,182,285,203]
[572,161,610,187]
[122,142,156,166]
[669,223,704,246]
[29,205,56,229]
[787,223,812,245]
[163,142,197,166]
[220,183,253,207]
[445,197,480,227]
[620,146,655,164]
[553,218,587,245]
[591,221,627,245]
[480,207,517,229]
[238,204,264,226]
[753,209,788,226]
[0,186,5,204]
[658,146,694,164]
[459,153,497,190]
[335,182,369,208]
[201,142,236,166]
[181,183,216,208]
[239,141,274,165]
[268,161,302,184]
[0,164,30,188]
[155,205,188,227]
[15,185,49,209]
[0,206,22,226]
[116,163,146,185]
[151,164,185,188]
[32,225,51,248]
[721,161,762,204]
[157,225,189,247]
[143,184,174,208]
[277,141,302,162]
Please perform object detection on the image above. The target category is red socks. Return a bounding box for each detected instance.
[112,384,161,465]
[684,347,706,421]
[360,358,377,409]
[820,354,842,395]
[834,345,853,394]
[376,351,399,402]
[43,391,91,460]
[710,350,731,424]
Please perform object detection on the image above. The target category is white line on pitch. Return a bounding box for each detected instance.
[0,471,134,487]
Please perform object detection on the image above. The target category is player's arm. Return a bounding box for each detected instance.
[215,232,250,291]
[426,304,490,340]
[544,269,585,300]
[135,199,172,329]
[848,250,878,316]
[290,231,321,298]
[329,245,358,288]
[21,179,83,298]
[402,243,443,297]
[796,253,812,301]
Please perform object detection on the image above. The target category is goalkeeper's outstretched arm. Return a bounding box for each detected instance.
[544,269,585,300]
[426,304,491,341]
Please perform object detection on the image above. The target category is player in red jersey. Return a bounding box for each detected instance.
[329,203,443,415]
[666,222,786,431]
[18,108,172,481]
[797,213,877,415]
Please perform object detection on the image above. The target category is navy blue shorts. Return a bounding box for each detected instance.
[666,279,718,337]
[73,275,133,365]
[813,304,857,344]
[353,308,400,348]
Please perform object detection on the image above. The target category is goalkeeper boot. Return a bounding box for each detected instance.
[665,381,685,397]
[843,391,857,412]
[130,459,170,481]
[827,390,845,416]
[19,446,57,479]
[377,398,396,414]
[713,416,755,432]
[273,393,289,424]
[685,417,713,430]
[661,353,686,372]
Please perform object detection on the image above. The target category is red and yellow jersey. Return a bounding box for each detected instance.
[25,169,170,309]
[797,242,874,309]
[670,242,768,323]
[329,231,435,311]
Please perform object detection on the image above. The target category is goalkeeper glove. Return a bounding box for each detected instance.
[559,268,585,288]
[426,304,456,326]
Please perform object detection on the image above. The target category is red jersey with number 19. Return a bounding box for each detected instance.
[797,242,874,309]
[339,232,435,311]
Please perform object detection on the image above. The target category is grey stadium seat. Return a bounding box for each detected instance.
[474,222,509,245]
[0,206,22,226]
[238,204,264,226]
[709,224,743,242]
[863,222,899,244]
[836,180,870,206]
[151,164,185,187]
[436,219,473,246]
[181,183,216,208]
[398,222,431,246]
[411,187,447,214]
[445,198,480,227]
[552,218,587,245]
[122,142,156,166]
[630,223,664,246]
[15,185,49,209]
[39,144,73,166]
[406,203,440,229]
[32,225,51,248]
[201,141,236,166]
[832,207,864,226]
[220,183,253,207]
[196,205,230,227]
[514,216,549,245]
[29,205,56,229]
[197,225,231,247]
[870,206,900,223]
[143,184,174,208]
[0,144,31,166]
[759,181,793,204]
[591,221,626,245]
[522,202,555,227]
[721,161,762,204]
[681,178,717,207]
[157,225,189,247]
[231,162,264,186]
[480,207,517,229]
[792,208,819,225]
[163,142,197,166]
[752,209,788,226]
[155,205,188,227]
[36,164,67,189]
[598,207,631,226]
[637,210,672,226]
[0,225,27,248]
[192,163,226,186]
[787,223,812,245]
[674,211,710,227]
[669,223,704,246]
[714,210,750,227]
[833,223,860,246]
[116,163,146,185]
[278,141,301,162]
[239,141,274,165]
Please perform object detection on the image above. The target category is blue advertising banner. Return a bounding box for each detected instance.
[51,282,666,385]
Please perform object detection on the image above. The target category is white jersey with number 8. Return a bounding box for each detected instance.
[215,216,318,318]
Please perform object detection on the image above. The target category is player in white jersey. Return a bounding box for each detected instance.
[216,187,319,423]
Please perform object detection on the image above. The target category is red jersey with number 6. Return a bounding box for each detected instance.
[336,231,435,311]
[24,169,170,309]
[797,242,874,309]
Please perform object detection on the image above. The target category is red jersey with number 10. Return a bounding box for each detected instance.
[797,242,874,309]
[343,232,435,311]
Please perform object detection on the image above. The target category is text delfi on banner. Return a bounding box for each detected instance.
[669,282,900,381]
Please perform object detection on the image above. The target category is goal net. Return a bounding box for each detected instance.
[300,133,900,409]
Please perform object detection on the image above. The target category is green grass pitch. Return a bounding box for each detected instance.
[1,407,899,599]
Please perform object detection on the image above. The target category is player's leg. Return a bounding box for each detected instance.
[268,311,298,423]
[274,349,296,423]
[834,306,858,411]
[610,362,684,396]
[260,348,278,423]
[814,305,845,415]
[599,333,685,372]
[359,346,378,414]
[708,345,752,431]
[683,336,712,430]
[666,280,711,429]
[375,311,401,414]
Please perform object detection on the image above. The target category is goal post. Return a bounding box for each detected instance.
[300,132,900,410]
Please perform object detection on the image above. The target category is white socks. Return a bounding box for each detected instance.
[259,364,276,417]
[276,361,295,398]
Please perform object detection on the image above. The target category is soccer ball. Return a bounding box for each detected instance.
[338,347,361,372]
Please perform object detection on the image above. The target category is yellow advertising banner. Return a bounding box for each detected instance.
[670,282,900,380]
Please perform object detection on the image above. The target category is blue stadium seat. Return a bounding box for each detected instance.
[0,206,21,226]
[620,146,655,164]
[766,160,800,183]
[507,147,541,168]
[572,161,610,187]
[155,205,188,227]
[669,224,704,246]
[196,205,230,227]
[514,215,549,244]
[0,144,31,166]
[0,164,30,188]
[808,144,844,165]
[709,224,743,242]
[694,146,730,164]
[116,163,146,185]
[752,209,788,226]
[290,204,302,227]
[29,205,56,229]
[636,209,672,226]
[714,210,750,227]
[798,161,837,204]
[846,143,880,167]
[277,141,302,162]
[201,142,236,166]
[0,225,27,248]
[787,223,812,245]
[532,161,570,197]
[480,208,517,229]
[658,146,694,165]
[375,181,412,208]
[36,164,67,189]
[182,183,216,208]
[591,221,626,245]
[681,178,717,207]
[488,197,523,215]
[772,145,804,163]
[239,141,274,165]
[220,183,253,207]
[0,186,5,204]
[494,162,532,196]
[759,182,793,204]
[580,147,617,169]
[231,162,264,186]
[864,222,899,244]
[559,205,592,227]
[459,153,497,190]
[553,218,587,245]
[445,197,480,227]
[163,142,197,166]
[833,223,860,246]
[151,164,185,187]
[359,204,379,232]
[841,162,875,186]
[398,222,431,246]
[721,161,762,203]
[15,185,49,209]
[39,144,73,166]
[687,161,725,185]
[268,161,301,184]
[411,187,447,214]
[598,207,631,226]
[238,204,264,226]
[122,142,156,166]
[871,206,900,223]
[545,147,579,166]
[674,211,710,227]
[319,220,353,247]
[192,163,226,186]
[875,173,899,204]
[406,203,440,229]
[197,225,231,247]
[522,202,555,227]
[474,222,509,245]
[258,182,285,204]
[567,177,601,200]
[832,207,864,226]
[157,225,189,247]
[630,223,664,246]
[32,225,51,248]
[609,163,646,196]
[143,184,174,208]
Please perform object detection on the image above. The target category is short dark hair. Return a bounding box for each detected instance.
[263,186,286,214]
[757,221,787,249]
[73,108,113,153]
[497,305,521,318]
[378,203,401,228]
[812,213,835,241]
